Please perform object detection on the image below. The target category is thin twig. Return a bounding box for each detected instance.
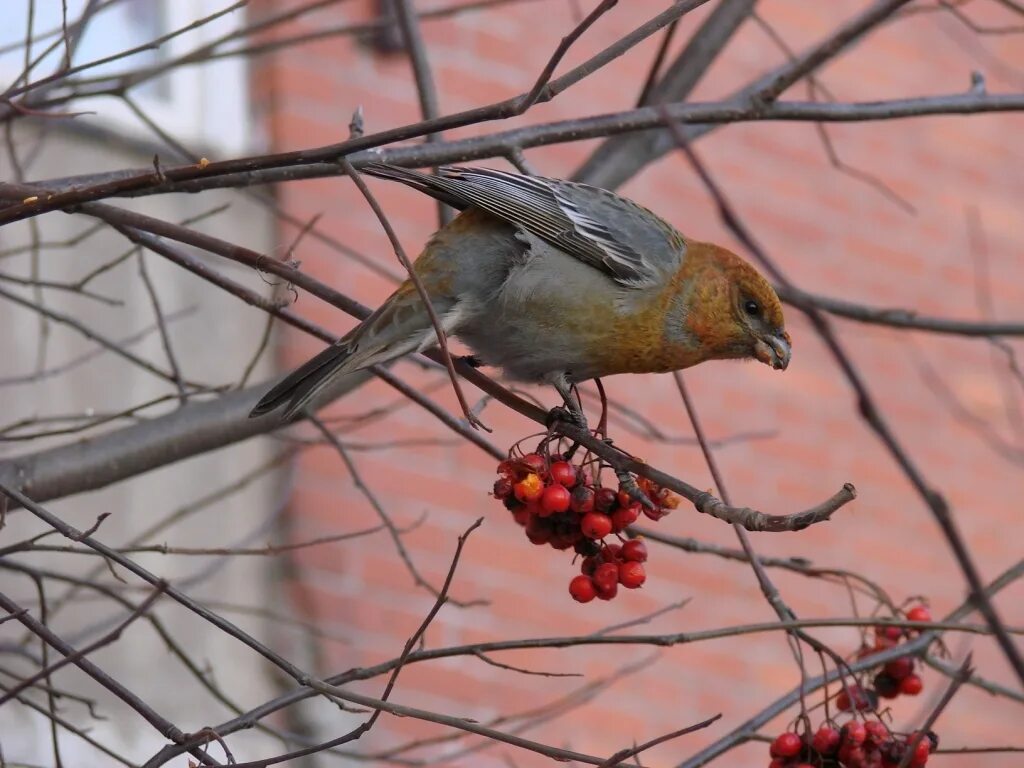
[896,655,974,768]
[340,158,488,431]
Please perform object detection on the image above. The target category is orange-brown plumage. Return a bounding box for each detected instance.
[679,241,789,365]
[574,240,789,377]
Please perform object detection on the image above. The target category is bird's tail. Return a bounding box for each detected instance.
[249,279,459,420]
[250,164,471,420]
[248,341,357,420]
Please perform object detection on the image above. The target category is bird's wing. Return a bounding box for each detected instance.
[360,163,685,288]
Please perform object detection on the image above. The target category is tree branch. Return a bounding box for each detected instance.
[8,90,1022,208]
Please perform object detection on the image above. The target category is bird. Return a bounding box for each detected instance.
[249,162,791,424]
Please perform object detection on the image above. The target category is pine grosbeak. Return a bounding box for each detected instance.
[251,163,791,421]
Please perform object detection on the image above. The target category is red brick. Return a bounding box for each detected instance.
[253,1,1024,763]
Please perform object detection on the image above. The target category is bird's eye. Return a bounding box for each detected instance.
[743,299,760,316]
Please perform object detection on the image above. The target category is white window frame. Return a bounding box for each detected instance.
[2,0,252,157]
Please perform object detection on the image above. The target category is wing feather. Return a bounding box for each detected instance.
[360,163,684,287]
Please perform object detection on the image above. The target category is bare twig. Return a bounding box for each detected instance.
[0,587,214,766]
[896,655,974,768]
[664,107,1024,691]
[0,583,166,707]
[341,159,488,431]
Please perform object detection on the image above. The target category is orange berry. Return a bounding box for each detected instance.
[513,473,544,503]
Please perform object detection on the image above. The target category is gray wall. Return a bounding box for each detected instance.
[0,122,291,766]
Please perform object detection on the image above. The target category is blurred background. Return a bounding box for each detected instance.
[0,1,1022,766]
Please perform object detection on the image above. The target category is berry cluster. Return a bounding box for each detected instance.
[841,604,932,710]
[492,448,677,602]
[768,723,936,768]
[766,602,937,768]
[570,539,648,602]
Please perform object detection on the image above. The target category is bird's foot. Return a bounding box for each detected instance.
[545,405,589,432]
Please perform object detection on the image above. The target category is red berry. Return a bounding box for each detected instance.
[493,477,513,499]
[908,734,931,766]
[580,512,613,540]
[524,517,551,545]
[812,725,840,755]
[905,605,932,624]
[595,579,618,600]
[568,575,596,603]
[593,562,619,591]
[580,555,600,576]
[642,503,668,521]
[618,561,646,589]
[842,720,867,746]
[864,720,889,745]
[877,624,903,641]
[570,485,595,514]
[770,732,802,759]
[884,656,914,681]
[610,502,640,532]
[548,461,578,488]
[874,634,898,651]
[621,539,648,562]
[594,487,617,512]
[837,685,872,712]
[512,508,531,527]
[839,744,866,768]
[881,741,907,768]
[513,473,544,503]
[617,489,634,507]
[874,672,900,699]
[523,500,543,517]
[550,533,576,550]
[540,484,571,515]
[518,453,546,476]
[899,673,923,696]
[768,760,787,768]
[602,542,622,561]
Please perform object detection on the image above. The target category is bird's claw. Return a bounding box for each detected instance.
[545,405,588,432]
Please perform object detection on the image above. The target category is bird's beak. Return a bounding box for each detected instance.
[754,330,791,371]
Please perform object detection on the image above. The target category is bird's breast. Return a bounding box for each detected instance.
[573,293,706,377]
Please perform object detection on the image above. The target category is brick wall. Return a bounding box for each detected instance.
[254,1,1024,764]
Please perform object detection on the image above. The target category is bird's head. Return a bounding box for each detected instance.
[680,243,791,371]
